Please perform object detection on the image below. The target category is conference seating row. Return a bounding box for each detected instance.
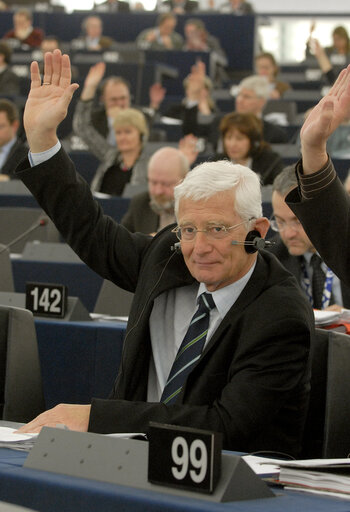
[1,299,350,460]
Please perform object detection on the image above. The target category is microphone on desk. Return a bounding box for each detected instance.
[0,216,49,255]
[231,231,275,254]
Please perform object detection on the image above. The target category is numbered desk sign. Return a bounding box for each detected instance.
[25,282,67,318]
[148,422,222,494]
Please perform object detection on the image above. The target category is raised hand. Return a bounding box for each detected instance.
[300,64,350,172]
[80,61,106,101]
[24,49,79,153]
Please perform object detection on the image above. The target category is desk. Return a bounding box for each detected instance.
[0,449,349,512]
[34,319,126,409]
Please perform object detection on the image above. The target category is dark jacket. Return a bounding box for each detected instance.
[17,147,313,457]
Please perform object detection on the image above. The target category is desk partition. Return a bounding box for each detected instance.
[34,319,126,409]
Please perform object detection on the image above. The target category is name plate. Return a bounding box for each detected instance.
[25,282,67,318]
[148,422,222,494]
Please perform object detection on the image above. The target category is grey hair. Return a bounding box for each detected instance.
[174,160,262,227]
[238,75,271,100]
[272,165,298,196]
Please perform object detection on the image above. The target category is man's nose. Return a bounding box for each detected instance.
[193,231,212,252]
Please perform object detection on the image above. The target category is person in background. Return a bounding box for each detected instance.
[121,146,189,234]
[306,26,350,84]
[286,64,350,288]
[183,18,228,85]
[219,0,254,14]
[16,51,313,459]
[0,99,28,181]
[162,60,220,152]
[216,112,284,186]
[270,166,350,312]
[70,16,116,51]
[73,61,165,146]
[94,0,130,12]
[136,13,183,50]
[255,52,290,99]
[83,104,150,196]
[3,9,44,48]
[157,0,199,14]
[0,41,19,96]
[233,75,288,143]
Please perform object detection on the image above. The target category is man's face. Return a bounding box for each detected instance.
[272,191,314,256]
[148,162,181,208]
[178,191,257,291]
[235,87,265,116]
[103,82,131,110]
[86,18,102,39]
[14,13,30,31]
[160,18,176,36]
[0,111,18,148]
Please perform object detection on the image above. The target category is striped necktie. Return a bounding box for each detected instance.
[311,254,326,309]
[161,292,215,405]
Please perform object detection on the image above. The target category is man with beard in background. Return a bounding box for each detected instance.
[121,146,189,234]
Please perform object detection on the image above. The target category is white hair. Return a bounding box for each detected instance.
[174,160,262,227]
[238,75,271,100]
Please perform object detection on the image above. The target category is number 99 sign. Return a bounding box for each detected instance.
[148,422,222,493]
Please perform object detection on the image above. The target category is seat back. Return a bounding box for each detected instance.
[0,207,60,253]
[0,306,45,422]
[301,328,350,458]
[263,99,298,126]
[323,330,350,458]
[94,280,134,317]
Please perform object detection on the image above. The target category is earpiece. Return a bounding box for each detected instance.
[171,242,181,254]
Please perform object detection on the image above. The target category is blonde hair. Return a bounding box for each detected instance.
[113,108,149,141]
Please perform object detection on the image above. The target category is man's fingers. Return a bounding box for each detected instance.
[51,49,62,86]
[43,52,53,85]
[30,61,41,89]
[59,53,73,89]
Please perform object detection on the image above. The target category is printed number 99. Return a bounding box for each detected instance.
[171,436,208,483]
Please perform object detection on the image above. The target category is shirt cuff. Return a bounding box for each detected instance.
[29,141,61,167]
[296,156,336,200]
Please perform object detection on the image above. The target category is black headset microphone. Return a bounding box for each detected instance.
[0,216,48,255]
[231,230,275,253]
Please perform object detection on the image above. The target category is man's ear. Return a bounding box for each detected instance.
[253,217,270,239]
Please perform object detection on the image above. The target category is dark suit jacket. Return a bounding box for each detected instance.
[1,138,28,178]
[121,191,159,234]
[268,236,350,308]
[0,67,20,96]
[17,148,313,457]
[286,166,350,288]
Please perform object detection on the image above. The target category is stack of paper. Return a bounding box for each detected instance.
[278,458,350,499]
[313,310,341,326]
[0,427,38,451]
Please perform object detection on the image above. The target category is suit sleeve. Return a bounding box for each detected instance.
[287,172,350,287]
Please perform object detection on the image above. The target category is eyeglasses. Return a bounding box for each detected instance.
[270,215,302,233]
[172,218,255,241]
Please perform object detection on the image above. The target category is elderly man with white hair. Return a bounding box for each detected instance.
[16,50,313,459]
[234,75,289,143]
